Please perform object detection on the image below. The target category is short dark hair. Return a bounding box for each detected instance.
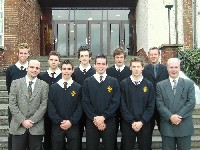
[113,46,126,58]
[148,47,160,54]
[48,51,61,61]
[130,57,144,67]
[77,46,92,59]
[61,60,74,69]
[95,54,107,64]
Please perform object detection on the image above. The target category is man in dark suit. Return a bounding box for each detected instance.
[142,47,168,143]
[156,58,196,150]
[9,60,49,150]
[6,43,30,150]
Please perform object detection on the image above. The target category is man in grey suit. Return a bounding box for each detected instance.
[9,60,49,150]
[156,58,196,150]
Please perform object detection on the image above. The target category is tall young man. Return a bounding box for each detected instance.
[156,58,196,150]
[9,60,49,150]
[6,43,30,150]
[142,47,168,148]
[48,60,82,150]
[72,46,95,149]
[38,51,62,150]
[82,54,120,150]
[120,57,155,150]
[106,46,131,149]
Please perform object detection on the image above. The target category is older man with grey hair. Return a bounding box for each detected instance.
[156,58,196,150]
[9,60,49,150]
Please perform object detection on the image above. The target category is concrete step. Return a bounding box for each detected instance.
[0,135,200,149]
[0,80,5,86]
[0,91,8,97]
[0,85,6,91]
[0,97,8,104]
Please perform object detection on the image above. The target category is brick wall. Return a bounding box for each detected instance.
[0,0,41,72]
[183,0,193,48]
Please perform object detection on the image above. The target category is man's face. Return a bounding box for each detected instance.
[130,61,144,78]
[115,53,125,67]
[167,61,180,79]
[79,51,91,65]
[94,58,107,75]
[148,49,160,65]
[18,48,29,64]
[26,61,40,79]
[61,64,74,80]
[48,55,60,70]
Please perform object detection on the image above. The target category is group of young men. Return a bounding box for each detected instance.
[6,44,196,150]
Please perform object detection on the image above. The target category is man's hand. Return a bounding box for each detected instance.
[132,121,143,132]
[22,119,34,129]
[170,114,182,125]
[93,116,105,127]
[60,120,72,130]
[97,123,106,131]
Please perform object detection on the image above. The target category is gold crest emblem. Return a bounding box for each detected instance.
[143,86,148,92]
[107,86,113,93]
[71,91,76,96]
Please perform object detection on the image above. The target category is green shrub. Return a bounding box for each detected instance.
[178,48,200,85]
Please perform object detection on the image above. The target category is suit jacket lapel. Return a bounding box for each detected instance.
[21,78,29,99]
[173,78,184,109]
[164,79,174,105]
[146,64,155,78]
[156,65,164,78]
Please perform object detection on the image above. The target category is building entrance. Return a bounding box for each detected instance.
[41,9,135,56]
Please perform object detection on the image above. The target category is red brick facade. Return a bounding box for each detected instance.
[183,0,193,48]
[0,0,41,72]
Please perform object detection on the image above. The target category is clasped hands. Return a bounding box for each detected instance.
[132,121,143,132]
[93,116,106,131]
[22,119,34,129]
[60,120,72,130]
[170,114,182,125]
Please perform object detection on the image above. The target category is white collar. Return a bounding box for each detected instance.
[169,77,179,86]
[25,76,37,89]
[130,75,143,85]
[93,73,107,83]
[58,78,73,88]
[47,68,61,78]
[15,61,28,70]
[79,64,91,72]
[114,64,125,72]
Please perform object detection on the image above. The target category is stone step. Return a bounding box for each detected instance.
[0,80,6,86]
[0,97,8,104]
[0,85,6,91]
[0,135,200,149]
[0,91,8,97]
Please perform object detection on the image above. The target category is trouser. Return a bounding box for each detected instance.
[79,112,86,150]
[43,113,52,150]
[86,118,116,150]
[12,130,43,150]
[121,120,151,150]
[162,135,191,150]
[51,124,80,150]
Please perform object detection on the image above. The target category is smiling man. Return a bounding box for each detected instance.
[48,60,82,150]
[156,58,196,150]
[142,47,169,149]
[82,54,120,150]
[9,60,49,150]
[6,43,30,150]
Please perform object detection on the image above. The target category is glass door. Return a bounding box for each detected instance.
[52,20,69,56]
[107,21,129,55]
